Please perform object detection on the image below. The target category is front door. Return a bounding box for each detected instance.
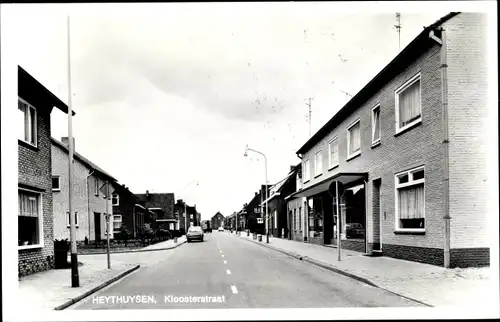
[94,212,101,241]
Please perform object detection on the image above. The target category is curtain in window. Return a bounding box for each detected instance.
[29,107,36,145]
[315,152,322,175]
[399,81,421,127]
[373,109,380,140]
[349,124,360,153]
[19,191,39,217]
[398,184,424,219]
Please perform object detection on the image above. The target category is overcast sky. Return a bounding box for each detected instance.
[4,2,472,220]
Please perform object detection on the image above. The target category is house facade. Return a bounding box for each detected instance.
[18,66,72,277]
[262,168,297,239]
[288,13,490,267]
[211,212,225,230]
[52,137,117,242]
[285,164,307,242]
[111,183,148,238]
[137,191,177,231]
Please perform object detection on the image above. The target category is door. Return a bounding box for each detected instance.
[372,179,382,251]
[94,212,101,241]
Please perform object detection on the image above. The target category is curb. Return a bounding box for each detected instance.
[78,240,186,256]
[54,264,141,311]
[235,235,433,307]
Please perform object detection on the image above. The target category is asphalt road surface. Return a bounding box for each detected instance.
[72,232,423,309]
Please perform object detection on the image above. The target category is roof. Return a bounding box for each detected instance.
[212,212,224,219]
[18,66,75,116]
[136,192,175,219]
[51,137,117,182]
[296,12,460,155]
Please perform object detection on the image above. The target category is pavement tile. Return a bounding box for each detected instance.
[234,232,494,307]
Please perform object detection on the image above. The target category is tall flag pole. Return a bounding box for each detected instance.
[67,15,80,287]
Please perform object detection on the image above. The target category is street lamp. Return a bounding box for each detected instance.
[244,145,269,243]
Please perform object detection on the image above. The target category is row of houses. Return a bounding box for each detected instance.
[232,13,491,268]
[17,66,200,277]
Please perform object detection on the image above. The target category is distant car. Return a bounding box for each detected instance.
[218,227,224,232]
[186,226,204,242]
[346,223,364,238]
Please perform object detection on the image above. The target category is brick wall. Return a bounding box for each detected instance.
[52,144,90,241]
[445,13,490,250]
[52,144,113,242]
[18,106,54,277]
[301,42,445,251]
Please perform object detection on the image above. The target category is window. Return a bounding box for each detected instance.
[94,178,99,196]
[254,207,260,214]
[328,137,339,168]
[347,119,361,159]
[112,194,119,206]
[372,104,381,144]
[314,150,323,177]
[52,176,60,191]
[395,167,425,231]
[296,172,302,191]
[291,210,295,231]
[298,207,302,231]
[113,215,122,231]
[303,159,311,182]
[18,98,37,146]
[18,189,42,247]
[396,73,422,132]
[66,212,79,227]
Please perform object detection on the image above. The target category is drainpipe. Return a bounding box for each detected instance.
[86,170,95,241]
[430,27,451,268]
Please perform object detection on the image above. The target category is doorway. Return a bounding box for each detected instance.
[94,212,101,241]
[372,179,382,251]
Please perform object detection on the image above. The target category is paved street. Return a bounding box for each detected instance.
[72,232,422,309]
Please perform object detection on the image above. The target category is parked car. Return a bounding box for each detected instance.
[186,226,204,242]
[218,227,224,232]
[346,223,364,238]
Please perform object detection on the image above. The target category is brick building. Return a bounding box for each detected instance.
[211,212,225,230]
[18,66,73,277]
[263,167,298,239]
[287,13,490,267]
[137,191,177,230]
[111,183,148,238]
[52,137,117,242]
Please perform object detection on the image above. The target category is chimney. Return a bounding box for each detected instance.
[255,192,258,196]
[61,137,75,150]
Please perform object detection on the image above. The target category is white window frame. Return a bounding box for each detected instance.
[112,194,120,206]
[18,188,44,249]
[66,211,79,228]
[328,136,339,170]
[113,214,122,232]
[303,159,311,183]
[371,104,381,146]
[346,118,361,160]
[314,149,323,178]
[52,176,61,192]
[18,98,38,147]
[395,73,422,134]
[394,166,425,232]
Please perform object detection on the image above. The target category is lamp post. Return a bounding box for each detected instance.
[244,146,269,243]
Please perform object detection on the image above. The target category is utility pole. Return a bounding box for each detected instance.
[105,181,111,269]
[395,13,402,52]
[67,15,79,288]
[305,97,313,138]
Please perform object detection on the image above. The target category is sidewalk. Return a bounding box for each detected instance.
[18,237,186,311]
[234,232,496,308]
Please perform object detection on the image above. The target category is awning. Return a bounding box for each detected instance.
[155,218,177,222]
[287,172,368,199]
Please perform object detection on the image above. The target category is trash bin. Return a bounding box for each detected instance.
[247,230,250,237]
[258,235,262,242]
[174,237,178,243]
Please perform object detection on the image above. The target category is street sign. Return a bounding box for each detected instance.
[328,180,345,199]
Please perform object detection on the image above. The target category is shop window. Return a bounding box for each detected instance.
[342,183,366,240]
[307,198,323,238]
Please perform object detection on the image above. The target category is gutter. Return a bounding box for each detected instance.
[429,27,451,268]
[86,170,95,241]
